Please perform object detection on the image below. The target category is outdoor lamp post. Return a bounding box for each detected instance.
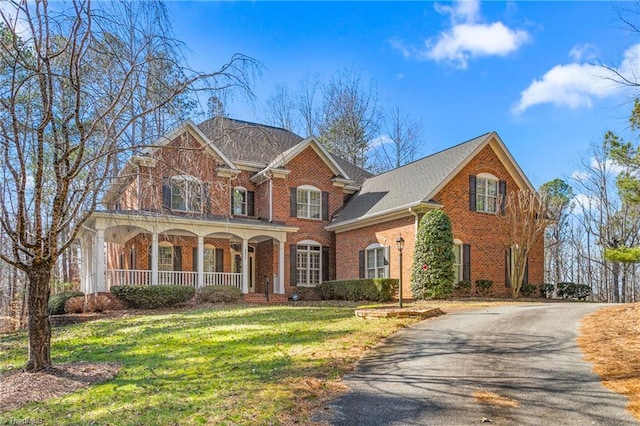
[396,235,405,308]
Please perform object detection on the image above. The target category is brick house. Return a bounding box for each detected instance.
[79,118,542,299]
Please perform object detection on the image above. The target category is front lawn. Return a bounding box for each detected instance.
[0,304,417,425]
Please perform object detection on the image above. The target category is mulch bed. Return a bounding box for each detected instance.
[0,362,121,413]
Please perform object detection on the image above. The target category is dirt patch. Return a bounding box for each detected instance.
[0,362,121,413]
[578,302,640,421]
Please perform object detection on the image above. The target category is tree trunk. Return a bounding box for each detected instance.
[25,264,53,372]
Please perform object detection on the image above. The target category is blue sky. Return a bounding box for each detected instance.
[167,1,640,188]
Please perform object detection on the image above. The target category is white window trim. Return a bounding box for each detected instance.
[297,240,322,286]
[170,175,202,213]
[297,185,322,220]
[365,243,389,279]
[232,186,248,216]
[476,173,499,214]
[203,244,216,273]
[453,239,463,283]
[158,242,173,272]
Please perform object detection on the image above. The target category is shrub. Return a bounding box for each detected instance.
[64,296,85,313]
[453,280,472,296]
[411,210,455,299]
[557,282,591,300]
[475,279,493,297]
[48,291,84,315]
[519,283,538,298]
[196,286,242,303]
[110,285,195,309]
[290,286,322,301]
[318,279,397,302]
[540,283,555,298]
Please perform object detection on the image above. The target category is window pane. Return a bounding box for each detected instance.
[488,180,498,196]
[476,195,485,212]
[203,248,216,272]
[233,189,246,215]
[376,248,384,267]
[158,246,173,271]
[476,178,486,194]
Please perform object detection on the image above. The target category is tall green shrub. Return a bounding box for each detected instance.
[411,209,455,299]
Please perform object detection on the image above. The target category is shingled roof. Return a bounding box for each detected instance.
[197,116,371,184]
[328,132,515,228]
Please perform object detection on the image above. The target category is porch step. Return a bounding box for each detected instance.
[242,293,288,304]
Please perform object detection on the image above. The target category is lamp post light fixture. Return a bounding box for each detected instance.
[396,235,405,308]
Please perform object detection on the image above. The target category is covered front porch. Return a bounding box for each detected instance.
[80,211,297,296]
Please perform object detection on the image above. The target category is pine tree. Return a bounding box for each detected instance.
[411,210,455,299]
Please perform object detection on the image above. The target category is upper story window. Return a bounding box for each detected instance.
[170,175,202,212]
[232,187,248,216]
[297,185,322,220]
[475,173,498,213]
[365,244,389,278]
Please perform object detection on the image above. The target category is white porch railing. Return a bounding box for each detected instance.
[203,272,243,289]
[105,269,241,289]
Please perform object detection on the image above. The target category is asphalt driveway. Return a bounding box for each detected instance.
[328,303,638,425]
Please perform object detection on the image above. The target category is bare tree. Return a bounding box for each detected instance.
[0,0,257,372]
[265,85,297,131]
[496,190,549,298]
[317,68,381,168]
[296,74,320,137]
[371,103,422,173]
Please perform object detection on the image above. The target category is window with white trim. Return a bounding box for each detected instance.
[476,174,498,213]
[171,176,202,212]
[203,244,216,273]
[158,243,173,271]
[453,243,463,283]
[297,243,321,286]
[365,244,389,278]
[297,185,321,220]
[232,187,247,216]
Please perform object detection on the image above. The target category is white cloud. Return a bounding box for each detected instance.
[391,0,529,69]
[425,22,529,69]
[513,43,640,114]
[370,134,393,148]
[570,169,590,182]
[569,43,598,62]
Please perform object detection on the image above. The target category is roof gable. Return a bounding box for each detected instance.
[269,137,352,180]
[328,131,534,230]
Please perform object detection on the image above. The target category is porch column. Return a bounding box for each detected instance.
[95,229,105,294]
[82,235,93,294]
[278,241,285,294]
[197,236,204,288]
[241,238,249,294]
[151,232,159,286]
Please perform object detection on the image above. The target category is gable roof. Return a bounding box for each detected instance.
[327,131,534,231]
[198,117,371,184]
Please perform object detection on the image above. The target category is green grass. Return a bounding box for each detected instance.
[0,304,417,425]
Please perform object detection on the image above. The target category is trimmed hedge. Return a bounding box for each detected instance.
[540,283,555,298]
[519,283,538,298]
[318,278,397,302]
[48,291,84,315]
[290,286,322,301]
[110,285,195,309]
[196,286,242,303]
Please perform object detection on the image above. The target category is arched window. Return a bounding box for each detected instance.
[475,173,499,213]
[232,186,247,216]
[297,240,321,286]
[203,244,216,273]
[297,185,322,220]
[365,243,389,278]
[158,241,173,272]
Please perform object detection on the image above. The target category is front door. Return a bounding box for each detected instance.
[232,245,256,292]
